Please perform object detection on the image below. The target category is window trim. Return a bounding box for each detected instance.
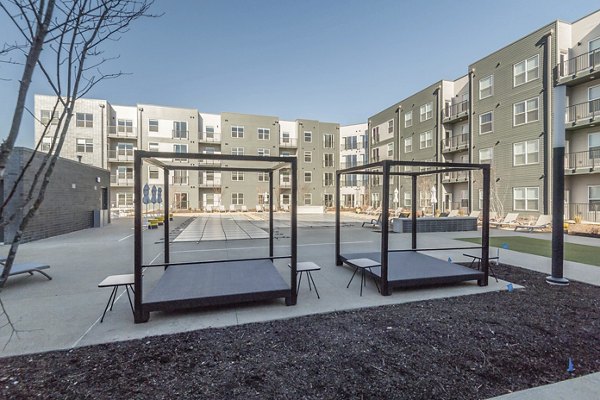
[304,171,312,183]
[304,151,312,163]
[513,186,539,211]
[513,54,540,87]
[513,139,540,166]
[513,97,540,126]
[304,131,312,142]
[231,125,245,138]
[404,137,412,153]
[479,147,493,163]
[404,111,413,128]
[419,130,433,149]
[479,111,494,135]
[148,119,159,132]
[420,102,433,122]
[257,127,270,140]
[479,75,494,100]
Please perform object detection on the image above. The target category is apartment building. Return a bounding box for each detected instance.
[34,95,338,211]
[367,9,600,219]
[339,123,368,207]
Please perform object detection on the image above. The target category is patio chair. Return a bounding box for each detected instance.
[241,205,248,212]
[364,206,374,215]
[229,204,237,212]
[514,214,552,232]
[490,212,519,228]
[218,205,226,213]
[469,211,480,218]
[362,213,382,228]
[447,210,460,217]
[281,204,290,212]
[205,205,213,213]
[0,259,52,281]
[255,205,264,212]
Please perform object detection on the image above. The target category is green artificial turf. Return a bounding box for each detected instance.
[460,236,600,266]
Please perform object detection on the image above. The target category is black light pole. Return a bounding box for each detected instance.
[547,84,569,285]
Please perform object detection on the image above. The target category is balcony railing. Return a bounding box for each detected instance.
[564,150,600,171]
[442,133,469,152]
[279,138,298,148]
[107,126,137,138]
[443,100,469,121]
[108,149,135,161]
[280,180,291,188]
[172,176,188,185]
[566,202,600,222]
[342,142,365,151]
[172,130,189,139]
[339,161,365,170]
[198,152,221,165]
[199,132,221,143]
[558,49,600,78]
[565,99,600,124]
[340,177,367,187]
[198,180,221,188]
[110,175,134,186]
[441,171,469,183]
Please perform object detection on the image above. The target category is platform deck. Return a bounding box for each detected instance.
[143,259,290,312]
[340,251,484,289]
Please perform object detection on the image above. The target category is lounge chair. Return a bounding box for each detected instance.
[218,205,226,213]
[514,214,552,232]
[229,204,237,212]
[0,259,52,281]
[362,214,382,228]
[447,210,460,217]
[241,205,248,212]
[281,204,290,212]
[205,205,213,213]
[469,211,481,218]
[490,212,519,228]
[256,205,264,212]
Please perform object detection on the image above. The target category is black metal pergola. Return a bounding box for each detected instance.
[133,151,298,323]
[335,160,491,295]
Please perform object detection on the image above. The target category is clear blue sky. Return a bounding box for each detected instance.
[1,0,598,147]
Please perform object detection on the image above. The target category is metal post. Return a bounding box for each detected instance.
[133,152,147,323]
[268,171,274,258]
[547,84,569,285]
[481,166,490,286]
[290,158,298,305]
[163,169,170,266]
[335,171,342,265]
[411,175,417,250]
[381,161,390,296]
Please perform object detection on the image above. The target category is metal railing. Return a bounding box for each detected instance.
[558,49,600,78]
[339,161,365,169]
[442,133,469,151]
[340,177,367,187]
[172,176,188,185]
[199,132,221,142]
[342,142,365,151]
[198,180,221,188]
[444,100,469,120]
[279,138,298,148]
[172,130,189,139]
[564,150,600,170]
[107,126,137,137]
[566,202,599,222]
[565,99,600,123]
[441,171,469,182]
[110,175,134,186]
[108,149,135,161]
[280,180,291,188]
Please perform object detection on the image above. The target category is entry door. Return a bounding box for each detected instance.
[444,193,452,211]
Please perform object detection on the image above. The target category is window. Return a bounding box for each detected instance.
[589,185,600,210]
[404,192,412,207]
[324,194,333,207]
[344,136,358,150]
[280,151,291,157]
[387,143,394,157]
[479,112,493,134]
[588,85,600,113]
[173,121,188,139]
[41,137,52,152]
[173,144,188,162]
[173,170,188,185]
[323,133,334,148]
[281,194,290,205]
[404,137,413,153]
[589,133,600,158]
[231,125,244,138]
[280,170,290,184]
[281,131,290,143]
[419,191,431,208]
[371,127,380,144]
[258,128,270,140]
[419,130,433,149]
[514,187,539,211]
[40,110,58,125]
[304,131,312,142]
[388,119,394,134]
[420,102,433,122]
[304,151,312,163]
[513,139,539,166]
[257,148,270,156]
[116,193,134,208]
[404,111,413,128]
[149,119,159,132]
[174,193,188,209]
[514,55,539,86]
[76,113,93,128]
[76,138,93,153]
[324,172,334,186]
[148,142,159,152]
[116,166,132,180]
[205,126,215,138]
[479,75,493,99]
[479,148,493,163]
[589,37,600,67]
[258,172,269,182]
[514,97,539,126]
[372,147,379,162]
[304,171,312,183]
[149,167,159,180]
[304,193,312,205]
[323,153,334,167]
[118,119,133,134]
[231,147,244,156]
[231,171,244,181]
[231,193,244,205]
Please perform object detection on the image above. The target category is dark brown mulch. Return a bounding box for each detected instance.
[1,265,599,400]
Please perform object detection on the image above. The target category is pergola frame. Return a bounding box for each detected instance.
[133,151,298,323]
[335,160,491,295]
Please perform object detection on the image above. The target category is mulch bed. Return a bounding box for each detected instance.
[1,264,599,399]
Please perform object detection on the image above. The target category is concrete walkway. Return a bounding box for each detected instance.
[489,372,600,399]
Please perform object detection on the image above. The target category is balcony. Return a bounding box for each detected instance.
[340,177,366,187]
[441,171,469,183]
[280,180,291,188]
[110,175,134,186]
[198,152,221,165]
[339,161,365,170]
[172,176,189,185]
[172,130,189,140]
[441,133,469,153]
[443,100,469,123]
[199,132,221,143]
[279,138,298,148]
[565,202,600,222]
[107,126,137,138]
[108,149,135,162]
[557,49,600,86]
[564,150,600,174]
[342,142,365,151]
[198,179,221,188]
[565,100,600,130]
